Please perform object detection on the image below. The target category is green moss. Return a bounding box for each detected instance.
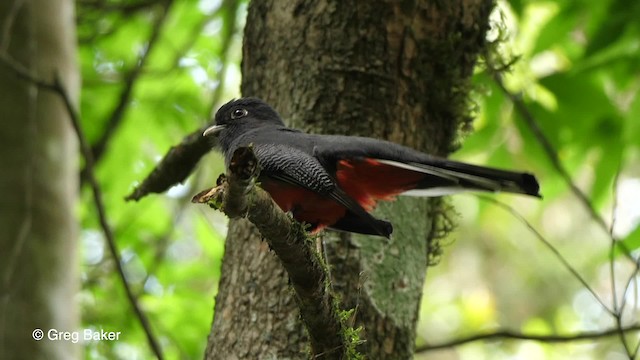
[338,309,365,360]
[206,194,224,210]
[425,197,458,266]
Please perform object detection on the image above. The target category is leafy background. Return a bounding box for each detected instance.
[75,0,640,358]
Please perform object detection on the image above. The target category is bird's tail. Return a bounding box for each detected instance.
[383,159,541,198]
[331,156,540,238]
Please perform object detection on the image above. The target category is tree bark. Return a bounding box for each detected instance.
[0,0,79,359]
[206,0,492,358]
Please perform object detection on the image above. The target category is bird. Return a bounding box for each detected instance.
[203,97,540,238]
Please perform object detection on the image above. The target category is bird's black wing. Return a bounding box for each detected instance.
[250,143,392,237]
[252,143,335,195]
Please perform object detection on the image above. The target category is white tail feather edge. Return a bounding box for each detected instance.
[375,158,503,191]
[401,188,470,197]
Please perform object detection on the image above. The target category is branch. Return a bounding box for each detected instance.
[205,0,240,117]
[125,125,214,201]
[0,54,165,360]
[491,73,604,227]
[489,68,640,356]
[490,71,638,265]
[126,0,242,202]
[608,169,639,359]
[87,0,173,166]
[192,147,349,359]
[55,77,166,360]
[477,195,614,316]
[415,324,640,352]
[123,0,243,202]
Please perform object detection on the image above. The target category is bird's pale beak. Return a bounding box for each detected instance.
[203,124,226,137]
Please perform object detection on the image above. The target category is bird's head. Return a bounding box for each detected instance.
[203,98,284,140]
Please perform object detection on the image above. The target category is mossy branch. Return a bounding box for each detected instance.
[125,126,214,201]
[192,146,352,359]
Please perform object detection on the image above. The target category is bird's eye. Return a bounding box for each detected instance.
[231,108,248,119]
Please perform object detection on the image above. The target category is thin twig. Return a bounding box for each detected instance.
[608,168,635,358]
[54,77,166,360]
[490,70,640,358]
[0,53,56,90]
[491,72,638,266]
[88,0,174,165]
[205,0,240,118]
[415,324,640,352]
[614,170,640,321]
[476,195,614,316]
[492,73,607,230]
[0,54,165,360]
[123,0,243,202]
[610,168,621,312]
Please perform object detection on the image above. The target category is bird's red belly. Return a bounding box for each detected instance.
[260,158,424,233]
[260,179,346,232]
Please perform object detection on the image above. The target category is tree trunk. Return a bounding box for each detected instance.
[0,0,79,359]
[206,0,492,358]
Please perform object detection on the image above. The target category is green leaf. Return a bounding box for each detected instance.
[585,0,640,56]
[617,224,640,255]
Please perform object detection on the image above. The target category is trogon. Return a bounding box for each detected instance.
[203,97,541,238]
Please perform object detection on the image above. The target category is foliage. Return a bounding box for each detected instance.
[76,0,244,358]
[338,309,365,360]
[416,0,640,359]
[73,0,640,359]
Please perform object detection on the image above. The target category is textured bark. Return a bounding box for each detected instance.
[0,0,79,359]
[206,0,492,358]
[195,147,345,358]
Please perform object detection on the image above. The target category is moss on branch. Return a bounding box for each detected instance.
[192,146,360,359]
